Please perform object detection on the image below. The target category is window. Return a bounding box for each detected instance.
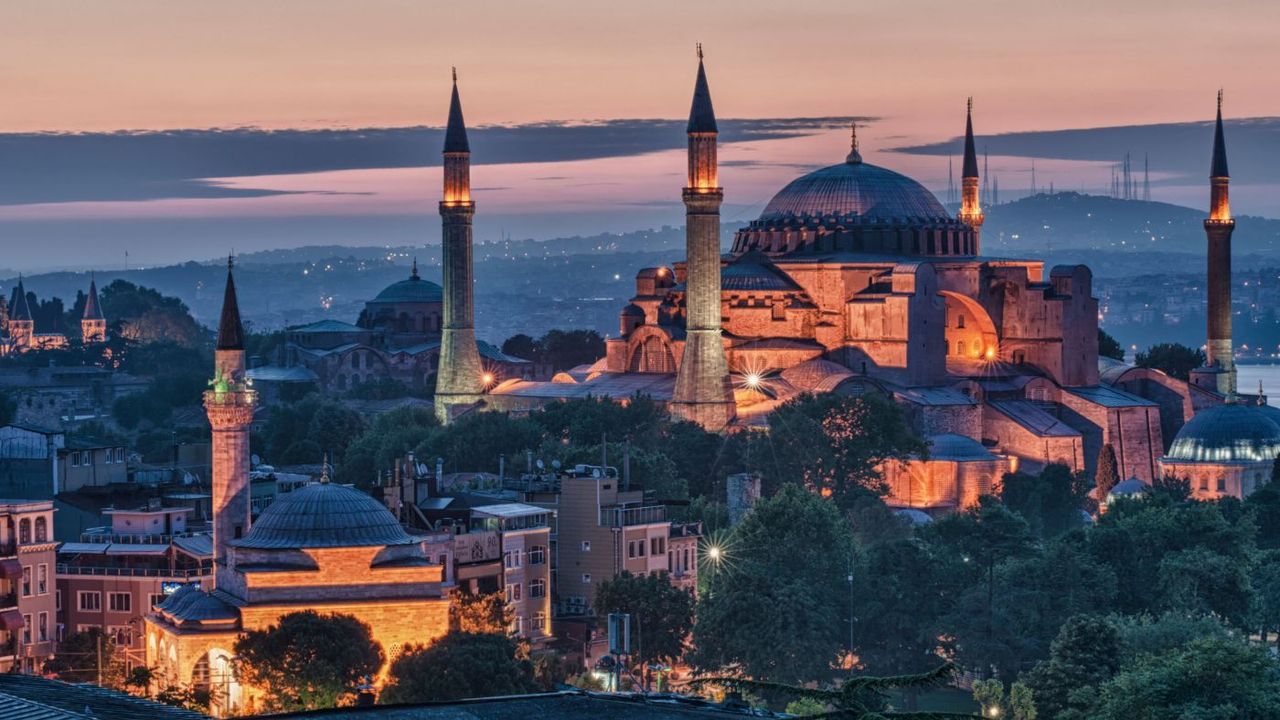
[150,594,167,609]
[104,449,113,464]
[634,540,646,558]
[22,615,31,644]
[1200,477,1209,491]
[532,611,546,631]
[530,579,546,598]
[957,340,966,356]
[1217,477,1227,492]
[506,583,522,602]
[957,314,966,329]
[510,616,524,635]
[580,541,591,552]
[21,567,31,597]
[37,564,47,594]
[528,546,546,565]
[651,537,664,556]
[581,573,591,584]
[78,591,101,612]
[109,592,131,613]
[18,519,30,545]
[34,517,47,543]
[37,613,47,642]
[55,590,61,611]
[504,550,522,569]
[115,448,125,463]
[627,540,636,559]
[109,625,133,646]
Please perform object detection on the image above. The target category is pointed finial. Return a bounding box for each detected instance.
[846,122,862,164]
[696,42,703,61]
[967,96,973,115]
[228,253,234,271]
[1218,88,1223,112]
[452,66,458,84]
[411,257,419,279]
[320,452,331,484]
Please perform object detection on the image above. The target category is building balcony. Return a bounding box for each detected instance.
[55,564,211,580]
[0,541,16,558]
[0,592,16,610]
[600,505,666,528]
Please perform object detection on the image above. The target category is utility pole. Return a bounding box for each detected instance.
[96,631,103,686]
[847,556,855,671]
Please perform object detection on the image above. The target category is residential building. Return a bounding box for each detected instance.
[57,504,212,671]
[58,437,129,492]
[0,499,58,674]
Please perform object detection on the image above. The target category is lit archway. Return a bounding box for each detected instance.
[939,292,999,365]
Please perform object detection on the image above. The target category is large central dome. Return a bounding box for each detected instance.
[233,482,418,550]
[760,160,951,223]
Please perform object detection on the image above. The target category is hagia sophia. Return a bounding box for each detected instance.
[443,54,1277,509]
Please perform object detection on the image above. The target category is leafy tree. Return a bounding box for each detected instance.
[43,628,125,686]
[595,570,695,686]
[1008,682,1036,720]
[1094,444,1120,499]
[99,279,205,346]
[784,697,830,716]
[1090,635,1280,719]
[234,611,384,712]
[972,678,1004,717]
[500,333,538,361]
[1108,611,1232,661]
[345,376,411,400]
[154,684,210,712]
[1134,342,1205,381]
[1248,480,1280,550]
[1000,464,1087,539]
[692,485,856,683]
[1022,615,1122,720]
[381,632,539,703]
[1097,329,1125,361]
[1254,550,1280,651]
[762,392,927,508]
[1149,473,1191,503]
[537,329,605,371]
[450,590,512,635]
[851,538,948,683]
[338,405,438,487]
[1086,497,1256,621]
[419,410,543,475]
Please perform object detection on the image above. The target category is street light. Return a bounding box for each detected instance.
[707,545,723,563]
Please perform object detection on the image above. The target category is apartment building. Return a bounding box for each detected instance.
[0,499,58,673]
[472,503,553,644]
[57,504,212,670]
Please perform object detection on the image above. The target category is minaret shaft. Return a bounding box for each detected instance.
[1203,92,1235,395]
[958,99,983,252]
[671,52,735,430]
[435,76,484,423]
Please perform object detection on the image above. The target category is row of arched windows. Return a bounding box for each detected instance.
[16,516,48,545]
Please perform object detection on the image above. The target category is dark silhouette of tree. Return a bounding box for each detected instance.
[381,632,538,703]
[234,611,383,712]
[1095,444,1121,498]
[595,570,695,687]
[43,628,124,687]
[1134,343,1205,381]
[500,333,538,361]
[1098,329,1125,361]
[1023,615,1123,719]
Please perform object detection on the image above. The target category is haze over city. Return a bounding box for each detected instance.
[3,0,1280,270]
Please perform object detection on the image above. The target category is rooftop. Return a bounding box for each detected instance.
[263,690,783,719]
[0,673,207,720]
[232,482,419,550]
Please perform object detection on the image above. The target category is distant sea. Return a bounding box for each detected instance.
[1237,365,1280,407]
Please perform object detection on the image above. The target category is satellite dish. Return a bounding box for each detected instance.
[592,468,602,479]
[536,459,545,470]
[551,460,562,470]
[251,454,261,467]
[416,463,428,476]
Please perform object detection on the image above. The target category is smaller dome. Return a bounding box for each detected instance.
[373,274,443,304]
[234,482,418,550]
[621,304,645,317]
[895,508,933,526]
[1165,403,1280,464]
[926,434,995,461]
[1109,476,1150,499]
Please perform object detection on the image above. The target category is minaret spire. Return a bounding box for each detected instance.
[1194,90,1236,397]
[436,69,485,423]
[958,98,984,250]
[80,271,106,343]
[672,46,735,430]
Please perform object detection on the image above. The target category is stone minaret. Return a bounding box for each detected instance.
[204,257,255,586]
[434,69,484,424]
[81,274,106,344]
[671,46,735,431]
[958,97,984,252]
[1204,91,1236,396]
[8,277,34,348]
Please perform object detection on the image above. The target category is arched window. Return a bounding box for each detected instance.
[957,340,966,356]
[18,519,30,545]
[630,336,674,373]
[34,517,47,543]
[191,655,211,695]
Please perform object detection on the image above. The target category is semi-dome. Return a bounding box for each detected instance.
[233,482,418,550]
[926,433,997,461]
[1165,403,1280,464]
[760,161,951,223]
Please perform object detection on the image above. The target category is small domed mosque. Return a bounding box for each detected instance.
[145,262,450,716]
[477,57,1275,507]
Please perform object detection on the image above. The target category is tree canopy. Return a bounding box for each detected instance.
[381,632,539,703]
[595,570,695,675]
[1134,342,1205,380]
[233,611,384,712]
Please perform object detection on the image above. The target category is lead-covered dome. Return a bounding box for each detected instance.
[760,161,951,223]
[1165,403,1280,464]
[233,482,418,549]
[373,275,442,304]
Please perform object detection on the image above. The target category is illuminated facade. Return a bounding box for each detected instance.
[145,263,451,716]
[1,275,108,355]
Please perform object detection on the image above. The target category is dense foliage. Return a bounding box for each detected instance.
[1134,342,1205,380]
[233,611,384,712]
[500,329,605,372]
[381,632,539,703]
[595,570,696,677]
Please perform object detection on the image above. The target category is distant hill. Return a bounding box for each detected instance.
[981,191,1280,257]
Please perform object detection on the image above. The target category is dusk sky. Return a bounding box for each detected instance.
[3,0,1279,271]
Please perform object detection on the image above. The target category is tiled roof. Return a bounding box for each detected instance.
[0,674,208,719]
[232,482,417,550]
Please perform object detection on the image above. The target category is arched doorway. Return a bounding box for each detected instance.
[628,335,675,373]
